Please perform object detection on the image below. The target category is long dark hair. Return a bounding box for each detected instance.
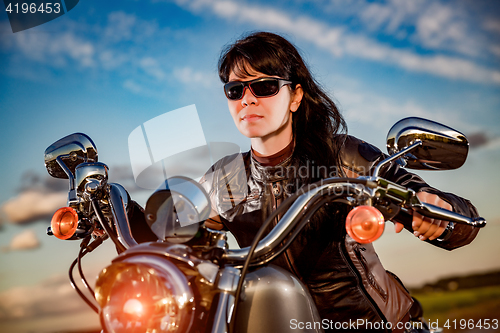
[218,31,347,183]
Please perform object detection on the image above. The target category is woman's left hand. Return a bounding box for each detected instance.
[394,191,452,241]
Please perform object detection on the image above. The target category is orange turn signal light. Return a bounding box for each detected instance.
[345,206,385,244]
[51,207,79,240]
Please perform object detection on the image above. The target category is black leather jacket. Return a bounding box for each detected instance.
[200,135,480,331]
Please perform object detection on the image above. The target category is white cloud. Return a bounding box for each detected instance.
[104,11,159,44]
[349,0,487,58]
[1,10,163,80]
[2,0,497,87]
[336,86,480,134]
[1,190,66,224]
[181,0,345,55]
[4,229,41,252]
[417,4,457,44]
[123,79,150,95]
[173,0,500,85]
[173,66,218,87]
[483,19,500,58]
[339,89,428,127]
[140,57,167,80]
[393,52,500,84]
[98,49,131,70]
[0,274,94,320]
[360,0,423,34]
[483,18,500,34]
[490,45,500,58]
[0,167,150,228]
[104,11,138,42]
[2,31,95,67]
[415,3,480,57]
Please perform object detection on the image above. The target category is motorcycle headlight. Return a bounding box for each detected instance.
[95,256,195,333]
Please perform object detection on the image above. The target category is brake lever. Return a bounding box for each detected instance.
[370,177,487,229]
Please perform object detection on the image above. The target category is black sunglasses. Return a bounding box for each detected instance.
[224,77,292,100]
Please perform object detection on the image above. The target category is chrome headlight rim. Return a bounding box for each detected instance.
[95,255,196,333]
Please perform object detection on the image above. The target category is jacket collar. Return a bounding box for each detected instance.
[250,150,294,183]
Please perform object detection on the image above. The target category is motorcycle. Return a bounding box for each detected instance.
[44,117,486,333]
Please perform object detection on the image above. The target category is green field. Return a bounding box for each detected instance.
[412,285,500,332]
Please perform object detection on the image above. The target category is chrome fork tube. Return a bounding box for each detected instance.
[210,267,240,333]
[108,183,138,249]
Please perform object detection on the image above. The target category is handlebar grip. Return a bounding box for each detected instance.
[413,203,486,228]
[392,207,413,230]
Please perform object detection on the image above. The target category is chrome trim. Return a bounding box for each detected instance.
[75,162,109,194]
[372,177,487,228]
[211,291,235,333]
[145,176,211,243]
[96,254,195,333]
[222,173,487,265]
[56,156,78,206]
[157,176,212,226]
[210,267,240,333]
[386,117,468,170]
[436,221,455,242]
[115,243,203,268]
[207,228,228,251]
[372,141,422,178]
[44,133,97,179]
[108,183,137,249]
[217,267,240,292]
[413,202,487,228]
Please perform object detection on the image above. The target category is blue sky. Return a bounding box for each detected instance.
[0,0,499,331]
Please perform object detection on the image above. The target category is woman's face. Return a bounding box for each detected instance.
[226,67,303,145]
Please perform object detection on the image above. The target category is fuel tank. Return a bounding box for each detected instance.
[235,264,324,333]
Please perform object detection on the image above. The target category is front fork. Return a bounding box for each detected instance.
[209,267,240,333]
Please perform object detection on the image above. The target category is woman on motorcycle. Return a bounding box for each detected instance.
[201,31,480,331]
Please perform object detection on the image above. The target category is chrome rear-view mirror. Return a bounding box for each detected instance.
[44,133,98,179]
[386,117,468,170]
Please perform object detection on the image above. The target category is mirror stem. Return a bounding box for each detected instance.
[56,156,78,206]
[372,141,422,178]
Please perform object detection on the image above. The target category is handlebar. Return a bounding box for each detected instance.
[412,202,486,228]
[223,178,372,265]
[65,172,486,265]
[221,176,486,265]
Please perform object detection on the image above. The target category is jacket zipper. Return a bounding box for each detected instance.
[339,241,390,332]
[353,244,388,301]
[271,181,302,280]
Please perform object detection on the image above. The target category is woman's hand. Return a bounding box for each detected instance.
[395,191,452,241]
